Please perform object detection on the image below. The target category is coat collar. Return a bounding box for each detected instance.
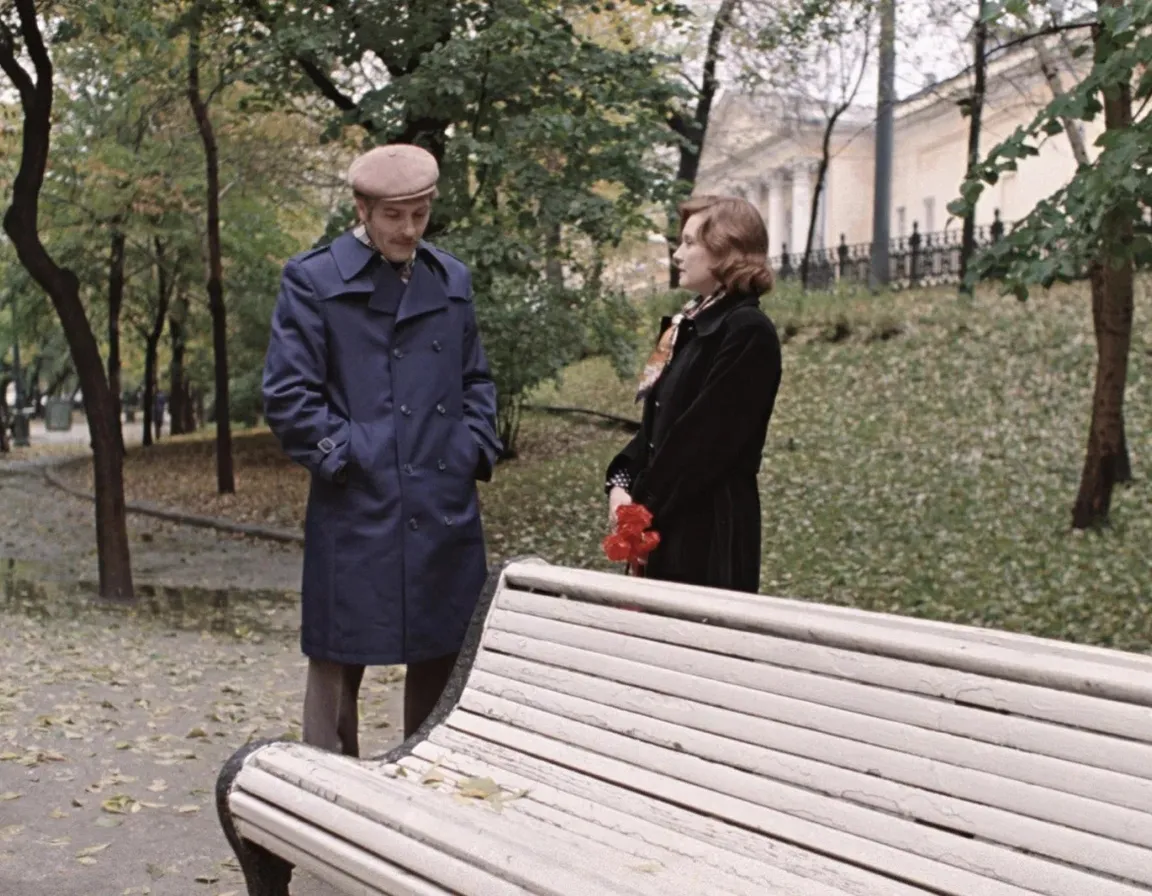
[328,231,448,322]
[691,290,761,337]
[330,231,445,284]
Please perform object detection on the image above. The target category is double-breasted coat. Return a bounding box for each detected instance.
[263,232,500,666]
[606,292,782,593]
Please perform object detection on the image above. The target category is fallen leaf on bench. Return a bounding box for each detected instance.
[0,792,20,801]
[420,761,445,785]
[76,843,111,858]
[175,804,200,815]
[456,776,500,800]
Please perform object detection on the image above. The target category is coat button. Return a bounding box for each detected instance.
[444,516,454,526]
[437,459,446,471]
[393,348,403,359]
[432,340,442,352]
[436,403,446,415]
[401,405,411,416]
[409,517,419,531]
[403,463,413,475]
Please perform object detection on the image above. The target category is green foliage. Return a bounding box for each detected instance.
[244,0,687,451]
[950,1,1152,298]
[443,255,640,454]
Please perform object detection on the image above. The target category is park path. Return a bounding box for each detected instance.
[0,463,396,895]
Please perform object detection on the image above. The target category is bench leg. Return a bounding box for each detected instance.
[217,739,293,896]
[232,840,293,896]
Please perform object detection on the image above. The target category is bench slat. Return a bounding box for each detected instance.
[495,590,1152,740]
[437,710,1071,896]
[388,752,846,896]
[504,562,1152,673]
[459,686,1152,885]
[504,564,1152,680]
[242,745,741,896]
[231,793,456,896]
[446,702,1152,896]
[402,729,939,896]
[486,608,1152,777]
[474,629,1152,813]
[470,654,1152,847]
[234,764,537,895]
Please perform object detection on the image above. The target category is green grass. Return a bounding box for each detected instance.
[480,279,1152,653]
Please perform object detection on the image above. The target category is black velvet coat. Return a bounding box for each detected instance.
[606,291,782,593]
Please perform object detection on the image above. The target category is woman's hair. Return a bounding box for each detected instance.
[678,195,774,296]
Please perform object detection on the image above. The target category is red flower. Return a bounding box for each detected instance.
[602,503,660,571]
[616,504,653,537]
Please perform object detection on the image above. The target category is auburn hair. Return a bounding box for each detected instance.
[678,195,774,296]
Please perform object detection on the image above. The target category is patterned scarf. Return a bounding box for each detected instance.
[353,225,415,283]
[635,290,725,402]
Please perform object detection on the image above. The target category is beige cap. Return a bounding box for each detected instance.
[347,144,439,201]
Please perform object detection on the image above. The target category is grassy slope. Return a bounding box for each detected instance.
[491,280,1152,650]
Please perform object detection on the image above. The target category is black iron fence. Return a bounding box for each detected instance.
[770,214,1008,291]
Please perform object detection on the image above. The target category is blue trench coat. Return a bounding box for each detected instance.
[263,232,500,665]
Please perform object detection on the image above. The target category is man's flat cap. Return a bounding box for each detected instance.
[347,144,439,201]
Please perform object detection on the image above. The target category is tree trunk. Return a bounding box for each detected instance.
[666,0,737,288]
[187,16,234,493]
[544,222,563,288]
[1036,31,1130,484]
[107,228,126,454]
[958,0,987,294]
[142,238,173,449]
[1071,10,1134,528]
[801,107,849,289]
[168,292,188,436]
[0,0,133,600]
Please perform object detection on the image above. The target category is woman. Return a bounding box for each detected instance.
[604,195,782,593]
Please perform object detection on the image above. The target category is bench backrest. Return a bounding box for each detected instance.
[441,560,1152,896]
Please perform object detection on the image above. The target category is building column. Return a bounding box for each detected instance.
[790,163,811,257]
[766,174,785,258]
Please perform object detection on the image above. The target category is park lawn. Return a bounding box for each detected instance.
[64,280,1152,651]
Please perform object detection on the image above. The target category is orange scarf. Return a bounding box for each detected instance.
[635,291,724,401]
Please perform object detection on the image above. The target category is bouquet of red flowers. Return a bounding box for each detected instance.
[603,503,660,576]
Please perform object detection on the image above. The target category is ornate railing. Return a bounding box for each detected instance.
[770,215,1008,291]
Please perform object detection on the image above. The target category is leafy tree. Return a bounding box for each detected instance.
[242,0,687,453]
[0,0,134,599]
[951,0,1147,528]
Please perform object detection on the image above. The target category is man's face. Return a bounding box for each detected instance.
[357,195,432,262]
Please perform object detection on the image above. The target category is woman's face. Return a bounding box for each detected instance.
[671,213,722,296]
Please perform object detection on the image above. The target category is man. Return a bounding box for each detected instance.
[263,143,501,756]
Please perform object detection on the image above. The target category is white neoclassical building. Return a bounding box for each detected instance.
[695,31,1100,262]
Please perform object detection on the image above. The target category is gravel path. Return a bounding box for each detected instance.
[0,464,400,895]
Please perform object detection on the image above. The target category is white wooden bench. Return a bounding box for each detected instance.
[217,557,1152,896]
